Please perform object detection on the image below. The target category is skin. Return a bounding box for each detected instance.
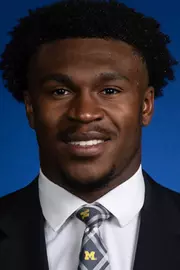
[24,38,154,202]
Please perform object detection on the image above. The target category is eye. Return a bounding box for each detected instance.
[101,88,121,95]
[52,88,70,96]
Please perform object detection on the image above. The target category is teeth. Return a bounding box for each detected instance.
[69,140,104,146]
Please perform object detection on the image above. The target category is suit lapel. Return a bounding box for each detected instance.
[133,172,180,270]
[0,179,49,270]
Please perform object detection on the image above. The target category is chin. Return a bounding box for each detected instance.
[59,166,116,192]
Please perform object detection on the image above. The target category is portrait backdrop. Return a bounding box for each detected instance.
[0,0,180,196]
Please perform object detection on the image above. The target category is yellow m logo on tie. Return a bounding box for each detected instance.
[80,209,89,220]
[84,251,97,260]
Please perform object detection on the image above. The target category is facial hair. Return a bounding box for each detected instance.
[59,165,116,193]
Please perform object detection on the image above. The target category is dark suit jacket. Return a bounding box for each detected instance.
[0,172,180,270]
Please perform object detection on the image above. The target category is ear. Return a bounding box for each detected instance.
[142,86,154,126]
[23,91,35,129]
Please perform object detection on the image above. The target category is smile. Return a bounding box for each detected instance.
[64,139,110,157]
[68,140,104,147]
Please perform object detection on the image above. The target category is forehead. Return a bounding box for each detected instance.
[30,38,148,83]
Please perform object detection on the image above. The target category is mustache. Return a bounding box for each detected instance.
[58,124,117,142]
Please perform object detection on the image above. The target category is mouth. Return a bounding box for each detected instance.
[60,130,111,157]
[63,137,111,157]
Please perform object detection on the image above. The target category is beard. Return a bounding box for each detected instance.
[59,165,116,193]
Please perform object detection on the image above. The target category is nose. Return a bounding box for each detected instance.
[67,93,104,123]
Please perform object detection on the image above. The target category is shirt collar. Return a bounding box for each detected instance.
[39,171,86,231]
[97,165,145,227]
[38,165,145,231]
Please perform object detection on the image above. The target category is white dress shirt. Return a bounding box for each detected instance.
[39,165,145,270]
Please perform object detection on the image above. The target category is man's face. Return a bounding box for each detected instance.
[25,38,154,188]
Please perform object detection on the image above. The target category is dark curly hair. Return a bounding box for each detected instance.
[0,0,178,102]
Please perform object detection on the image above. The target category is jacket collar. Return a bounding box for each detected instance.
[133,171,180,270]
[0,178,48,270]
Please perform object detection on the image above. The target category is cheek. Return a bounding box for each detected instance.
[32,103,62,144]
[107,99,142,134]
[110,106,142,161]
[33,101,60,127]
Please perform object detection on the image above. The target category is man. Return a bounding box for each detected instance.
[0,0,180,269]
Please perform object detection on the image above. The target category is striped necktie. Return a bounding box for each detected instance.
[76,203,111,270]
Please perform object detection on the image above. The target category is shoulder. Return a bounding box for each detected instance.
[144,171,180,211]
[0,179,38,215]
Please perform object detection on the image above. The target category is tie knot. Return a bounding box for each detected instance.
[76,203,111,228]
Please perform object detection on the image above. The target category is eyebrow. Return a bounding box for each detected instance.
[40,71,129,87]
[41,73,75,88]
[98,72,129,82]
